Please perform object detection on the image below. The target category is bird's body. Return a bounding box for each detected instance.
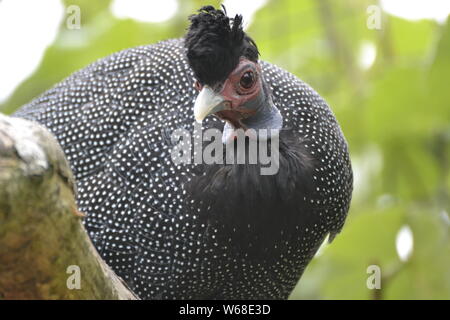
[15,9,352,300]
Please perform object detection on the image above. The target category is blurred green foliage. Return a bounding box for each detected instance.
[1,0,449,299]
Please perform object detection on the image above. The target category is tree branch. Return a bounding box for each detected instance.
[0,114,138,300]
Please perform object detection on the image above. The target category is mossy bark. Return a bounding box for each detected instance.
[0,114,137,300]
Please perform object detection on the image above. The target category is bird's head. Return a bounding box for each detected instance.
[185,5,282,142]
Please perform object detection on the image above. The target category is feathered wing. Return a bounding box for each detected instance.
[14,39,352,299]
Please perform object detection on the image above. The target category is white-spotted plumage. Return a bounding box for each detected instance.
[15,39,352,299]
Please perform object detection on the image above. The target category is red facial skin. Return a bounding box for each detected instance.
[195,58,262,129]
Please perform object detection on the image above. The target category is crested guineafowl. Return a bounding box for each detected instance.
[15,6,353,299]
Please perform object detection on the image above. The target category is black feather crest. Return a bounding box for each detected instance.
[184,5,259,86]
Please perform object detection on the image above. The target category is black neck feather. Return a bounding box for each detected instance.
[186,130,318,256]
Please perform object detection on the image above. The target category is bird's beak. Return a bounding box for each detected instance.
[193,86,229,123]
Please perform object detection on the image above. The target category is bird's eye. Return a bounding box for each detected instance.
[239,71,255,90]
